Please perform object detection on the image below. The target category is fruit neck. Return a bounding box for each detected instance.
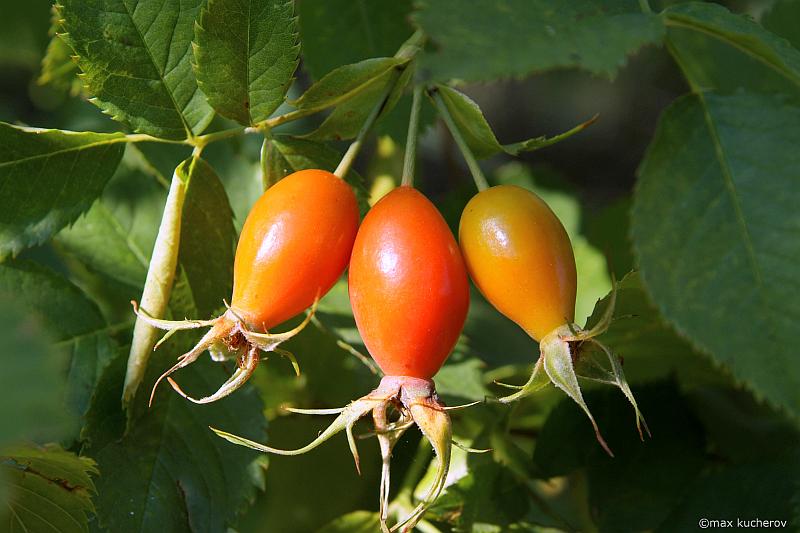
[376,375,436,400]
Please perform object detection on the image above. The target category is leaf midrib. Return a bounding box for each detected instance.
[0,137,126,169]
[121,0,193,139]
[663,14,800,90]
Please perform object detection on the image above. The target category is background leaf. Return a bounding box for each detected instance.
[194,0,299,125]
[663,2,800,97]
[414,0,664,82]
[632,91,800,417]
[0,261,116,427]
[58,0,214,139]
[297,0,414,80]
[0,445,97,533]
[0,293,72,446]
[0,123,125,259]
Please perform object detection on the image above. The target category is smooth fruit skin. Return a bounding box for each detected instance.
[349,186,469,379]
[231,169,359,330]
[459,185,576,341]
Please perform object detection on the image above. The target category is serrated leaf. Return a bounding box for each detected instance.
[316,511,381,533]
[38,7,82,96]
[663,2,800,97]
[266,135,370,215]
[0,294,71,446]
[297,0,414,80]
[1,444,97,533]
[0,123,125,259]
[414,0,664,82]
[83,350,268,533]
[59,0,214,139]
[632,91,800,417]
[194,0,300,125]
[434,85,595,159]
[0,261,116,425]
[581,272,720,386]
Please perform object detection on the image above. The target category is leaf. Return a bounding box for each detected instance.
[429,459,530,531]
[265,135,370,215]
[57,145,168,292]
[434,85,596,159]
[534,383,707,531]
[174,157,236,317]
[83,350,267,533]
[297,0,414,80]
[663,2,800,97]
[658,461,800,532]
[292,58,403,111]
[1,444,97,533]
[631,91,800,417]
[58,0,214,139]
[0,261,116,425]
[316,511,381,533]
[0,294,71,446]
[762,0,800,51]
[38,7,82,97]
[0,123,126,259]
[414,0,664,82]
[194,0,300,125]
[581,272,720,386]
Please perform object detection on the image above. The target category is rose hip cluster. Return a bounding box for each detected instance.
[137,168,644,531]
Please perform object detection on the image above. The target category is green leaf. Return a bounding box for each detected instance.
[582,273,720,387]
[316,511,381,533]
[658,461,800,532]
[194,0,300,125]
[266,135,370,216]
[1,444,97,533]
[58,0,214,139]
[632,91,800,417]
[38,7,82,97]
[762,0,800,51]
[414,0,664,82]
[430,460,530,531]
[297,0,414,80]
[0,294,71,446]
[0,261,116,424]
[663,2,800,97]
[291,57,404,112]
[434,85,596,159]
[175,157,236,317]
[83,350,268,533]
[57,145,168,292]
[0,123,126,259]
[534,383,707,531]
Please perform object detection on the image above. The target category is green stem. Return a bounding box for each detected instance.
[401,85,424,187]
[638,0,652,14]
[334,68,403,179]
[431,89,490,192]
[260,136,271,191]
[124,133,189,145]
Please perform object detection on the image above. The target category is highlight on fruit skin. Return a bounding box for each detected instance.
[459,184,648,455]
[211,186,477,532]
[134,169,360,406]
